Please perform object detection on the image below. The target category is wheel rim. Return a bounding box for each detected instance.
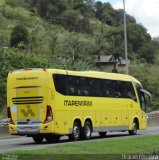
[85,125,91,137]
[133,122,137,134]
[73,126,80,139]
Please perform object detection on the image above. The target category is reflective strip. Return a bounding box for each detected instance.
[93,126,129,132]
[68,126,129,134]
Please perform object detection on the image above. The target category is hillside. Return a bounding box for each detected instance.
[0,0,159,116]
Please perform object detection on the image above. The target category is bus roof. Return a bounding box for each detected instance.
[10,68,141,85]
[47,69,141,85]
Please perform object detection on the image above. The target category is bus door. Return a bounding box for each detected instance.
[139,89,151,129]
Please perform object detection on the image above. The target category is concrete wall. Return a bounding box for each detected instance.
[147,117,159,127]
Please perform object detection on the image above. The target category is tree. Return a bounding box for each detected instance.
[84,0,95,10]
[29,27,38,52]
[5,0,20,8]
[73,2,87,15]
[91,33,106,59]
[127,23,151,53]
[78,17,93,34]
[91,23,108,70]
[60,10,79,32]
[20,0,37,10]
[95,2,136,27]
[49,31,58,55]
[61,33,81,60]
[10,25,29,48]
[36,0,66,22]
[95,1,103,20]
[112,9,136,26]
[105,27,124,72]
[72,0,84,8]
[138,43,156,63]
[60,10,92,34]
[102,2,114,25]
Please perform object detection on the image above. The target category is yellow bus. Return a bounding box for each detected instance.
[7,68,151,143]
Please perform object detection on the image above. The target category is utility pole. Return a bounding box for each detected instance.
[123,0,129,74]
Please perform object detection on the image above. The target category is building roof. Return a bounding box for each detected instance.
[96,55,130,65]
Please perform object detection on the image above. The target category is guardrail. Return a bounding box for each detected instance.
[0,118,11,138]
[0,118,8,126]
[0,125,9,138]
[147,117,159,127]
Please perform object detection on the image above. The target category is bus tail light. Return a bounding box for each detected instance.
[44,105,53,124]
[7,107,14,125]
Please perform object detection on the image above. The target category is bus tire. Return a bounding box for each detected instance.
[99,132,107,138]
[68,121,81,141]
[45,134,60,143]
[129,121,138,135]
[82,121,92,140]
[32,135,44,143]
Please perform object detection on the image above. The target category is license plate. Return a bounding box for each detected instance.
[24,127,32,131]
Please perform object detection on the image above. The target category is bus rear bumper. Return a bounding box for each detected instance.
[9,122,54,136]
[17,124,40,135]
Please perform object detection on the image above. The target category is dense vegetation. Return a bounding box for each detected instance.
[0,0,159,116]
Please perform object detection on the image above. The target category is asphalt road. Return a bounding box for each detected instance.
[0,126,159,153]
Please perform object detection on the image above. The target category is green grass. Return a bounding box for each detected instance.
[4,135,159,160]
[129,63,159,79]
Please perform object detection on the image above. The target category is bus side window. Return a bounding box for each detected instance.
[102,80,115,97]
[92,79,102,97]
[77,77,87,96]
[53,74,66,95]
[126,82,137,101]
[115,81,127,98]
[66,76,79,95]
[107,80,116,97]
[102,80,108,97]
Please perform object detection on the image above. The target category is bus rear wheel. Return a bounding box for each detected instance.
[129,121,138,135]
[32,135,44,143]
[99,132,107,138]
[82,121,92,140]
[45,134,60,143]
[68,122,81,141]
